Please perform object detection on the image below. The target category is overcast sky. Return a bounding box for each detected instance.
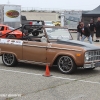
[0,0,100,10]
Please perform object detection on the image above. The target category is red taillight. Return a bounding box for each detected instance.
[29,22,32,25]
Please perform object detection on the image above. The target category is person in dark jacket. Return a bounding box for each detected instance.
[95,17,100,42]
[77,22,82,40]
[88,19,95,41]
[81,22,92,44]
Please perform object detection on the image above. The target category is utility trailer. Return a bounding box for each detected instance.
[0,4,21,28]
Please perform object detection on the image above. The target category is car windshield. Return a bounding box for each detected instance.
[45,27,72,40]
[0,26,4,31]
[9,26,15,30]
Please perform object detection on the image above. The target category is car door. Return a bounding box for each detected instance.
[0,26,9,37]
[22,40,47,63]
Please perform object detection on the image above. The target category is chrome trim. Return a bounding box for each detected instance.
[47,47,82,52]
[18,59,50,66]
[23,44,47,48]
[84,62,95,68]
[85,50,100,63]
[23,44,82,52]
[85,60,100,63]
[85,59,100,63]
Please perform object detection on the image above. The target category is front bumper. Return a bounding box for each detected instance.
[84,62,100,68]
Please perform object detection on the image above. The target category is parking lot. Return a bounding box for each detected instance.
[0,33,100,100]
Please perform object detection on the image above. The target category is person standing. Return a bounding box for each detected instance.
[95,17,100,42]
[81,22,92,44]
[88,19,95,41]
[77,22,82,40]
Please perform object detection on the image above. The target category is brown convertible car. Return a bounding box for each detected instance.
[0,25,100,74]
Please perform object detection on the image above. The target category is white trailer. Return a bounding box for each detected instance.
[61,10,82,30]
[0,4,21,28]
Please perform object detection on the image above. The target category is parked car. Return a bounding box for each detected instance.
[0,24,23,39]
[0,25,100,74]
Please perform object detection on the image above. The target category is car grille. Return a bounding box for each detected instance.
[87,50,100,62]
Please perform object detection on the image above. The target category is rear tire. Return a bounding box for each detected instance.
[2,53,18,67]
[57,56,76,74]
[32,31,39,36]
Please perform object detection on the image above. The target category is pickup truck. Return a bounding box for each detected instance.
[21,15,44,36]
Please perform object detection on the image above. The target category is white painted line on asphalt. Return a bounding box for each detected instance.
[52,76,76,81]
[79,80,100,84]
[52,76,100,84]
[0,68,42,76]
[0,68,100,85]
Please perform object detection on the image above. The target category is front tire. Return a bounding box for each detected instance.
[57,56,76,74]
[2,53,18,67]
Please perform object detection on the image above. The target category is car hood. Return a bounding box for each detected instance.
[57,39,100,51]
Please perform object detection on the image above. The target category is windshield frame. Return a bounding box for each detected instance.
[43,26,73,42]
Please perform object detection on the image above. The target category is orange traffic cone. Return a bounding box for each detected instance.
[43,65,52,77]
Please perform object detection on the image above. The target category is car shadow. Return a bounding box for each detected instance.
[0,62,100,76]
[75,68,100,75]
[17,63,100,76]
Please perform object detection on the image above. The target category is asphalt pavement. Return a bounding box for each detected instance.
[0,33,100,100]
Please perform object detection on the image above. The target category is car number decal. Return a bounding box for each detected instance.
[0,39,23,45]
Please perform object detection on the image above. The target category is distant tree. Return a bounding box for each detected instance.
[29,10,36,12]
[51,11,56,13]
[21,10,26,12]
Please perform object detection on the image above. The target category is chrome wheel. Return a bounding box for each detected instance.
[2,53,17,66]
[58,56,76,74]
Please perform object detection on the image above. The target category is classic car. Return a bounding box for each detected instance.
[0,24,23,38]
[0,25,100,74]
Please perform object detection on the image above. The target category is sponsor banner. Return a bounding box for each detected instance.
[6,10,19,18]
[63,11,82,29]
[0,39,23,45]
[4,5,21,22]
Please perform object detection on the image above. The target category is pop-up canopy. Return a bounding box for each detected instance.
[82,5,100,17]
